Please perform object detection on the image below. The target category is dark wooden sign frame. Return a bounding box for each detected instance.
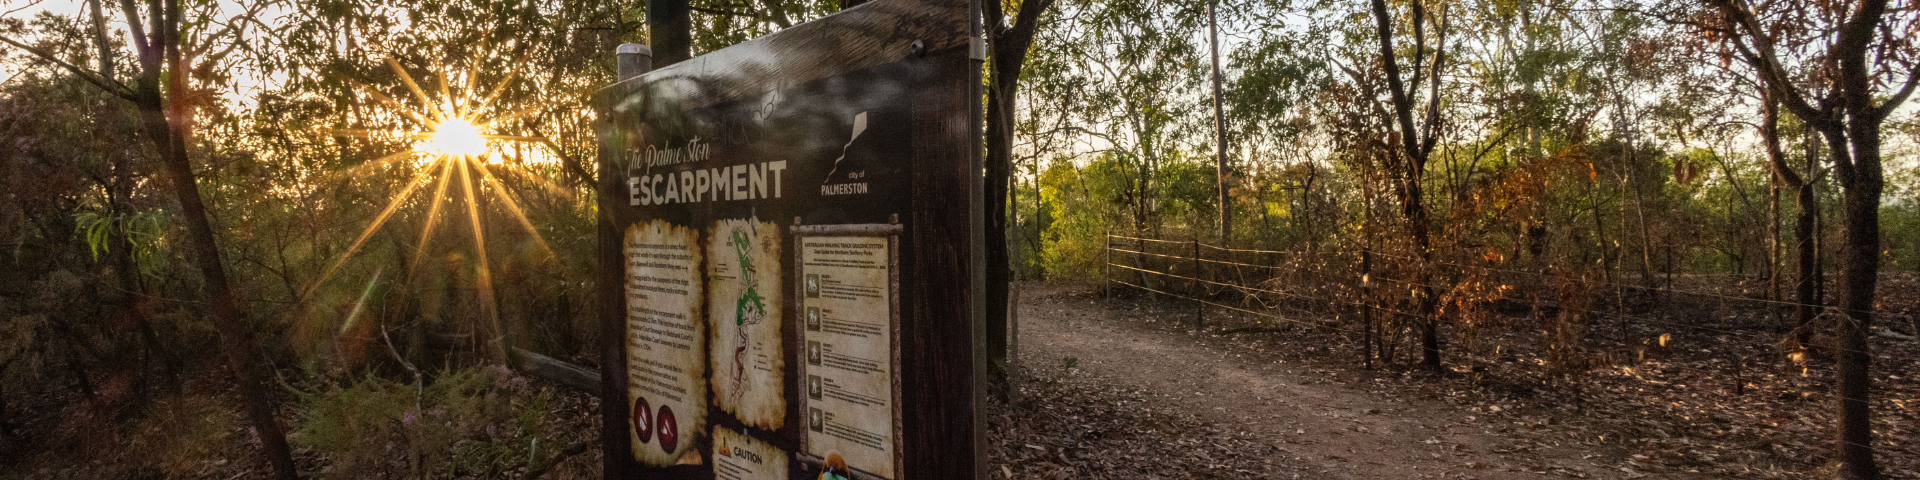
[592,0,983,477]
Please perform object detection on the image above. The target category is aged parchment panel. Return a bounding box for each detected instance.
[625,220,707,465]
[800,235,896,478]
[712,426,789,480]
[707,218,786,429]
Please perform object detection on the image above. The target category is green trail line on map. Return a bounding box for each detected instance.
[730,227,766,402]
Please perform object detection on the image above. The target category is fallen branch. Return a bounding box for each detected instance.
[510,348,601,395]
[1213,326,1292,335]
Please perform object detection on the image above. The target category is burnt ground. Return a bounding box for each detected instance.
[995,280,1919,479]
[996,282,1642,479]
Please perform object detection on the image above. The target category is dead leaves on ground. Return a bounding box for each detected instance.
[986,368,1311,479]
[1052,275,1920,479]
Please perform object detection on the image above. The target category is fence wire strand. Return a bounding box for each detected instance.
[1107,278,1320,328]
[1099,235,1906,453]
[1102,235,1916,362]
[1112,236,1916,323]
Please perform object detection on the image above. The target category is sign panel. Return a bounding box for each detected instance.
[710,218,786,430]
[796,226,902,477]
[624,220,708,464]
[594,0,979,478]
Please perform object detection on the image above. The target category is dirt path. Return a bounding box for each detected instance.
[1015,283,1643,479]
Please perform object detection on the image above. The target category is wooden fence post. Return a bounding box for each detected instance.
[1193,239,1202,332]
[1104,234,1112,301]
[1363,248,1373,370]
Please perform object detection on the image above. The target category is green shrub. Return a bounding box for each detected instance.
[291,366,555,478]
[1883,199,1920,271]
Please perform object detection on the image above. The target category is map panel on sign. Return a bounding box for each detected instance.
[708,218,786,430]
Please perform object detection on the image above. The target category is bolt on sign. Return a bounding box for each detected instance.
[592,0,983,478]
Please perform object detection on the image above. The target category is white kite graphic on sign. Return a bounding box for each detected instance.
[822,111,868,183]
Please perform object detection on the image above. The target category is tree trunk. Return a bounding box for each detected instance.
[648,0,691,65]
[1768,175,1780,322]
[1792,176,1819,337]
[137,80,300,480]
[1368,0,1445,371]
[984,76,1011,377]
[1207,0,1229,245]
[1762,95,1822,341]
[1410,183,1440,369]
[983,0,1052,381]
[1834,84,1887,480]
[1835,171,1880,480]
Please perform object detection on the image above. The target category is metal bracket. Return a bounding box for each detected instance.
[969,36,987,61]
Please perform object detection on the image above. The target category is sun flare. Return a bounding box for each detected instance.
[313,56,569,362]
[428,118,490,158]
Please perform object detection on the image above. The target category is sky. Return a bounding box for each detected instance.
[1,0,287,87]
[1,0,79,81]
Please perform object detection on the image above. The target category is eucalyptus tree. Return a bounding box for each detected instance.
[1659,0,1837,340]
[1017,0,1209,294]
[1694,0,1918,477]
[1223,18,1333,248]
[1451,0,1629,236]
[1,0,300,476]
[1760,86,1826,336]
[1014,9,1116,275]
[1008,15,1092,270]
[1580,3,1694,294]
[1069,0,1206,235]
[1362,0,1455,369]
[984,0,1060,373]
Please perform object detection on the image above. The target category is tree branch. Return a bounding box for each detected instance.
[1760,91,1806,189]
[1709,0,1829,128]
[1419,5,1447,158]
[1369,0,1420,164]
[87,0,114,82]
[1407,1,1426,97]
[0,34,139,100]
[2,0,47,16]
[1880,67,1920,118]
[117,0,151,62]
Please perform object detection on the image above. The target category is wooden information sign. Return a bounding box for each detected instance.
[592,0,982,477]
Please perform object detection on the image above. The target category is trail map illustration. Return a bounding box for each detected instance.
[708,218,786,429]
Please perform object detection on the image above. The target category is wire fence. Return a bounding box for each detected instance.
[1096,234,1920,460]
[1100,233,1920,372]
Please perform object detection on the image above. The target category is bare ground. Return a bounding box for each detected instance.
[998,281,1687,479]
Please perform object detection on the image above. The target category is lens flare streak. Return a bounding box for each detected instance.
[313,55,568,363]
[457,157,506,362]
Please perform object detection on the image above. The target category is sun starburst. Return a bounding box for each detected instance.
[427,118,490,158]
[313,55,567,362]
